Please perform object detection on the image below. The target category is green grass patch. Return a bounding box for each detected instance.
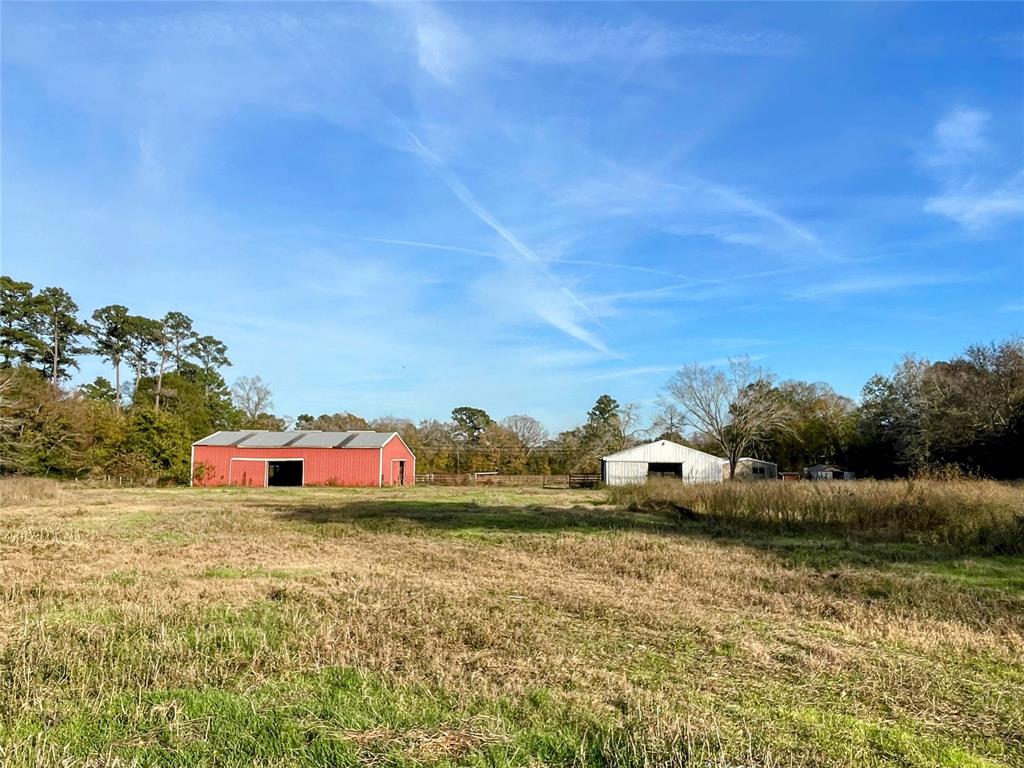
[785,706,1009,767]
[105,569,141,587]
[1,668,697,767]
[897,557,1024,592]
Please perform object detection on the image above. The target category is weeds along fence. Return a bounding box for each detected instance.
[0,476,66,504]
[608,478,1024,554]
[0,475,174,502]
[416,473,543,486]
[87,475,169,487]
[415,473,602,488]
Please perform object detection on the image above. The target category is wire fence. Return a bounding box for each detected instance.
[414,473,602,488]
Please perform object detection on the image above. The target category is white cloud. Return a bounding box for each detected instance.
[390,5,801,87]
[410,5,473,85]
[587,365,683,381]
[924,172,1024,231]
[924,105,990,169]
[688,176,821,247]
[400,124,610,353]
[441,17,800,68]
[341,235,502,260]
[792,273,975,300]
[920,106,1024,231]
[550,167,824,259]
[3,7,408,188]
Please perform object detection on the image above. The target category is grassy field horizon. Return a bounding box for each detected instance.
[1,479,1021,766]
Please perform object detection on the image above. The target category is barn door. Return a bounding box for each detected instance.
[648,462,683,479]
[390,459,407,486]
[229,459,268,487]
[268,460,303,487]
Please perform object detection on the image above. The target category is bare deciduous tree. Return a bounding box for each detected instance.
[502,414,547,453]
[232,375,274,425]
[665,357,793,479]
[649,401,688,442]
[617,402,644,444]
[502,414,548,471]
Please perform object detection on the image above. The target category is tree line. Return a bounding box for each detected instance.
[2,275,1021,482]
[0,276,281,482]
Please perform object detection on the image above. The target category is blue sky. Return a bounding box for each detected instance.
[2,2,1022,430]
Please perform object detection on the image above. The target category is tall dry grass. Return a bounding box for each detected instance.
[609,478,1024,553]
[0,476,65,505]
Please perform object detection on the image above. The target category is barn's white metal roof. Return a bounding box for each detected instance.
[193,430,396,449]
[737,456,778,467]
[602,439,727,464]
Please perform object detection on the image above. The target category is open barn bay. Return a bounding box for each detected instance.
[1,480,1022,767]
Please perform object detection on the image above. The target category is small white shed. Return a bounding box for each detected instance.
[727,457,779,480]
[601,440,726,486]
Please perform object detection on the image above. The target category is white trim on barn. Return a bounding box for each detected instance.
[601,440,728,486]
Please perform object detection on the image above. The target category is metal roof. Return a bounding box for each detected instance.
[289,432,353,448]
[239,431,307,448]
[194,430,261,446]
[193,430,396,449]
[345,432,396,448]
[602,439,727,464]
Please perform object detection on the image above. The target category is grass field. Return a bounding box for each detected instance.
[1,479,1022,767]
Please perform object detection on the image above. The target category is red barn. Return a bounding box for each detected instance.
[191,430,415,488]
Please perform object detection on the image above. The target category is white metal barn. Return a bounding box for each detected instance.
[601,440,727,486]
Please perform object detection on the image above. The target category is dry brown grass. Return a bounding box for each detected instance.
[610,477,1024,553]
[0,481,1021,766]
[0,475,65,505]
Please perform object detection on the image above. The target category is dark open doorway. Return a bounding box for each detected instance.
[648,462,683,479]
[268,460,303,487]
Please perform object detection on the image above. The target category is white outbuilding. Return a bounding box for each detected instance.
[600,440,728,486]
[727,457,779,481]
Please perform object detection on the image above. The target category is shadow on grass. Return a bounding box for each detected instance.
[261,500,1024,617]
[269,499,674,536]
[261,497,1020,576]
[674,517,1024,582]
